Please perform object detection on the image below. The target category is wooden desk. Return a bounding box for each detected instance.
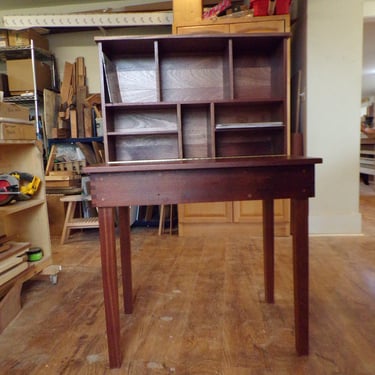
[85,155,322,368]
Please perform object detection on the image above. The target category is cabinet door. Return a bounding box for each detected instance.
[178,202,232,223]
[176,24,229,34]
[233,199,289,223]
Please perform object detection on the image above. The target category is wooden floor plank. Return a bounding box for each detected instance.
[0,192,375,373]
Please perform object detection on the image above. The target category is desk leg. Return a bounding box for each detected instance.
[118,206,133,314]
[263,199,274,303]
[98,207,122,368]
[291,198,309,355]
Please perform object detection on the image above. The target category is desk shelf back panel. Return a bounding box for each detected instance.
[97,33,289,163]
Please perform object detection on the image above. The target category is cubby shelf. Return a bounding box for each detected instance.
[96,33,290,164]
[0,141,52,293]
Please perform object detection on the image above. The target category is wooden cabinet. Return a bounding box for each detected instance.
[175,16,288,35]
[0,140,52,293]
[172,0,290,34]
[96,32,290,235]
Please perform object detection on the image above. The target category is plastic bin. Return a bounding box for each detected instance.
[251,0,269,16]
[275,0,291,15]
[251,0,291,16]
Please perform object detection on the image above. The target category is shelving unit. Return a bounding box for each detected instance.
[0,140,52,294]
[97,33,289,166]
[0,41,58,147]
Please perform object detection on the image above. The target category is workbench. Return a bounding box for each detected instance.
[85,155,322,368]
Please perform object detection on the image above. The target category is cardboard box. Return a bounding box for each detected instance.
[0,102,29,121]
[0,30,8,47]
[6,59,52,94]
[0,122,35,140]
[8,29,49,50]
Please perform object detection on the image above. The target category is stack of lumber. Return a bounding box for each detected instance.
[54,57,102,139]
[0,235,31,333]
[0,235,30,287]
[44,144,82,190]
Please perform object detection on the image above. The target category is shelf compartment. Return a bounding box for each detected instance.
[181,104,212,159]
[158,37,230,102]
[113,134,179,162]
[214,101,285,157]
[215,127,285,157]
[214,101,285,127]
[106,106,178,134]
[231,35,286,100]
[115,56,158,103]
[0,201,49,253]
[100,38,158,104]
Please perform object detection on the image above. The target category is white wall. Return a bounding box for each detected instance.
[306,0,363,234]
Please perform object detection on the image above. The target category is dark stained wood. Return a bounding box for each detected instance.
[97,33,291,164]
[84,155,321,368]
[263,198,274,303]
[118,206,133,314]
[292,198,309,355]
[98,207,122,368]
[87,157,319,208]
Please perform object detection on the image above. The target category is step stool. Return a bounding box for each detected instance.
[60,194,99,244]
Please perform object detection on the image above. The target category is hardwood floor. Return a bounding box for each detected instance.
[1,190,375,374]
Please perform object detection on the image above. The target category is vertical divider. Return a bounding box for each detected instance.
[228,38,234,100]
[154,40,161,102]
[97,42,109,164]
[177,103,183,158]
[284,38,290,155]
[210,102,216,157]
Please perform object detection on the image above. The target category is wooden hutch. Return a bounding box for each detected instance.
[173,0,291,236]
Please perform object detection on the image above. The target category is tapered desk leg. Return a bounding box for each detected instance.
[118,206,133,314]
[291,198,309,355]
[263,199,274,303]
[98,207,122,368]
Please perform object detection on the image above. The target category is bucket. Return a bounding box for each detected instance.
[275,0,291,15]
[251,0,269,16]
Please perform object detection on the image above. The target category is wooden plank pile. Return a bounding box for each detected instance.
[44,144,82,190]
[44,57,105,190]
[0,236,30,288]
[53,57,102,139]
[0,234,35,333]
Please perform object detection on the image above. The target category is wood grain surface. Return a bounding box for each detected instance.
[0,194,374,373]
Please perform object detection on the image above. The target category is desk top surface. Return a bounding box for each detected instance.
[84,156,322,174]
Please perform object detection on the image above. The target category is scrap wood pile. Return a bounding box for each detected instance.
[55,57,102,141]
[44,141,104,191]
[46,57,104,190]
[0,234,31,290]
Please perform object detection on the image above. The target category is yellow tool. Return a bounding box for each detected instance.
[10,172,41,199]
[0,172,41,205]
